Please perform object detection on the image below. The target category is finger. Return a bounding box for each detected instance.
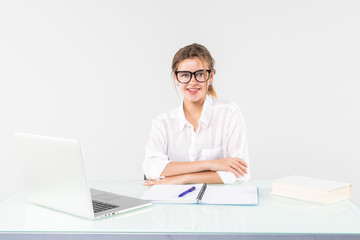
[229,168,241,177]
[228,165,242,177]
[153,179,164,185]
[233,158,248,168]
[143,179,164,185]
[239,159,248,168]
[230,160,245,174]
[231,159,242,168]
[236,162,248,174]
[143,180,154,186]
[241,164,248,174]
[230,164,245,176]
[225,164,239,177]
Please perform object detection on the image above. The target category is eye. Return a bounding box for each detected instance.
[181,73,190,78]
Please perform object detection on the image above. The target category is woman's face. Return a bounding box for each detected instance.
[175,57,212,105]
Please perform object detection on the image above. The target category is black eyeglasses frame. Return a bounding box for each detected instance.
[175,69,212,84]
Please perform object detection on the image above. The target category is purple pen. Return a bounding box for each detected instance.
[178,186,196,198]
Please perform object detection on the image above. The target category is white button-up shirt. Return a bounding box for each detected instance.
[143,96,250,184]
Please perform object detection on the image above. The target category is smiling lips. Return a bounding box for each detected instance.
[187,88,200,94]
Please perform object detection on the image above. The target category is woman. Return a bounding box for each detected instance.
[143,43,250,185]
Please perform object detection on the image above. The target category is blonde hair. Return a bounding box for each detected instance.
[172,43,217,98]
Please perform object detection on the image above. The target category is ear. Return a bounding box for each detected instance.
[172,72,177,83]
[209,71,214,83]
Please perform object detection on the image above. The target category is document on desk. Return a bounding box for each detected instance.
[141,184,259,205]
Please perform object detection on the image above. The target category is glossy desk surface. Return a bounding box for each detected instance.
[0,180,360,239]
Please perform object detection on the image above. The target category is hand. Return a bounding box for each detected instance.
[143,175,187,186]
[208,157,248,177]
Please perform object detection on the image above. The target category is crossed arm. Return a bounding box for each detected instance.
[143,157,248,186]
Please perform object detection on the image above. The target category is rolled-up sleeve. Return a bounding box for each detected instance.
[218,106,251,184]
[143,119,170,180]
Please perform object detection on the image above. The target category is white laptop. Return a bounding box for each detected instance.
[14,132,151,220]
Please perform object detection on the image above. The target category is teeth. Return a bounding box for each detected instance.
[188,89,199,92]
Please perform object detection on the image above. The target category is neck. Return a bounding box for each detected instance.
[183,97,206,121]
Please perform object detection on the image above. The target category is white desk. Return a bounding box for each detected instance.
[0,180,360,240]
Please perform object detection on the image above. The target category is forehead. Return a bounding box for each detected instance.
[177,57,208,71]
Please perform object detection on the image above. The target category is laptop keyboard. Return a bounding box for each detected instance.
[92,200,119,213]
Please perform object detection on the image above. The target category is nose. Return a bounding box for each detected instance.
[188,73,198,85]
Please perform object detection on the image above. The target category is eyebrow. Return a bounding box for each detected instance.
[177,69,204,72]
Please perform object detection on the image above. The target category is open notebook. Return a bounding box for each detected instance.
[141,184,259,205]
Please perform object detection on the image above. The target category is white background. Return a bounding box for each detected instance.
[1,0,359,206]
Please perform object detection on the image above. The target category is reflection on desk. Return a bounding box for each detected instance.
[0,180,360,239]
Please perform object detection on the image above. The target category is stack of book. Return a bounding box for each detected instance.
[272,175,352,204]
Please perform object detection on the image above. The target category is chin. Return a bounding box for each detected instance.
[185,94,206,104]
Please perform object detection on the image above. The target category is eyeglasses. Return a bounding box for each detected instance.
[175,70,211,84]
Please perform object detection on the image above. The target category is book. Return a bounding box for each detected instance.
[271,175,352,204]
[141,184,259,205]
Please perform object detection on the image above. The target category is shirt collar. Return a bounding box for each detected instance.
[178,95,213,132]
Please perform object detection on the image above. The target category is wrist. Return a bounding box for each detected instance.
[181,174,190,184]
[204,159,218,172]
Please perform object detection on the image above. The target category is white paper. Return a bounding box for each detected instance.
[141,184,259,205]
[201,186,259,205]
[141,184,203,203]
